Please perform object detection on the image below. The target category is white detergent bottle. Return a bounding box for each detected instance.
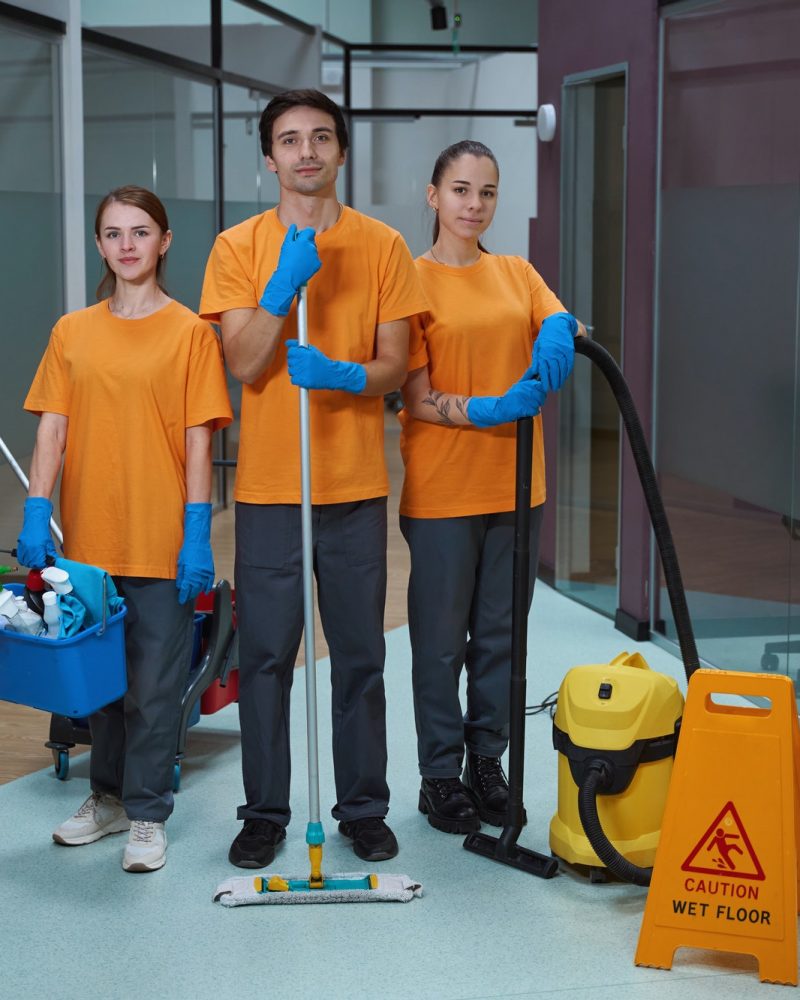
[0,591,42,635]
[18,606,45,636]
[42,591,61,639]
[0,589,23,629]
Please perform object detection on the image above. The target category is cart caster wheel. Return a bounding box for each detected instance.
[173,761,181,793]
[53,749,69,781]
[589,867,608,884]
[761,653,779,672]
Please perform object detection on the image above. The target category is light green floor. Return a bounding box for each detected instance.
[0,583,772,1000]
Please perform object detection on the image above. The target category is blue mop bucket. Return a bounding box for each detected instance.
[0,584,127,718]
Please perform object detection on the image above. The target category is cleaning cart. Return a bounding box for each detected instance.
[44,579,238,788]
[0,433,240,788]
[0,580,128,717]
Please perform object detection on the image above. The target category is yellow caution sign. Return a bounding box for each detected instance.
[635,670,799,986]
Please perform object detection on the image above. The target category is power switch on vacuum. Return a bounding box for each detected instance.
[598,682,613,700]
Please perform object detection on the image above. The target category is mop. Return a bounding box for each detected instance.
[214,282,422,907]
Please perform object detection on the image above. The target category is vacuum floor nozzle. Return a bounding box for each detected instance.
[464,831,559,879]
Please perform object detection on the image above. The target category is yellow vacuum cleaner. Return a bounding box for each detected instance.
[549,337,700,885]
[550,652,683,884]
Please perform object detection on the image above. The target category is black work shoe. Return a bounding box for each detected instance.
[228,819,286,868]
[338,817,398,862]
[418,777,481,835]
[464,752,527,827]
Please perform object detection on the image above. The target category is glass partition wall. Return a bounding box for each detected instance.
[555,70,627,619]
[654,0,800,679]
[0,13,63,555]
[78,0,326,508]
[345,47,538,258]
[82,48,217,313]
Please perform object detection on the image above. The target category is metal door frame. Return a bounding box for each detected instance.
[556,62,629,615]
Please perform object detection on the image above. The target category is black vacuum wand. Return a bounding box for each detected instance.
[463,415,558,878]
[464,333,700,879]
[572,336,699,681]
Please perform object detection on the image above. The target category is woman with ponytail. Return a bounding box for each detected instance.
[399,141,582,835]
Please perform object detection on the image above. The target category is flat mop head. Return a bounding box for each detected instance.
[213,871,423,906]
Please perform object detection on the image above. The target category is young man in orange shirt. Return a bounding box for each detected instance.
[200,89,427,869]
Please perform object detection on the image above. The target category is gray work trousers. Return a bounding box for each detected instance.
[234,499,390,827]
[400,505,544,777]
[89,577,194,821]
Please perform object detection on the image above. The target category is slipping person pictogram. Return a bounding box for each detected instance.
[707,827,744,870]
[682,801,765,880]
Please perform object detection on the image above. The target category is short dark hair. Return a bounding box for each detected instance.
[259,89,349,158]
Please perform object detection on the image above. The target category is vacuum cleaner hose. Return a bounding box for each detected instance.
[577,761,652,886]
[573,336,700,681]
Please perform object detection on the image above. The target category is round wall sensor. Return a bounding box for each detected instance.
[537,104,557,142]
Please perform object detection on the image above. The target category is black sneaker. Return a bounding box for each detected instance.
[338,817,398,862]
[228,819,286,868]
[418,777,481,835]
[464,752,527,827]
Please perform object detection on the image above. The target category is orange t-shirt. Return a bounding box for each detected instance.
[399,254,565,518]
[199,206,428,504]
[24,300,233,578]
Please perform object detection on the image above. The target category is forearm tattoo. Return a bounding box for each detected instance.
[421,390,470,425]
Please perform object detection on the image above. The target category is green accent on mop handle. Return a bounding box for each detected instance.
[306,822,324,845]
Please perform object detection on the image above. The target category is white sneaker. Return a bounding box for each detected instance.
[123,820,167,872]
[52,793,130,846]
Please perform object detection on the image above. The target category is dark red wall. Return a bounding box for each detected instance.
[535,0,659,628]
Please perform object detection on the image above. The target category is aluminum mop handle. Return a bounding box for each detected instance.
[0,434,64,544]
[296,285,325,886]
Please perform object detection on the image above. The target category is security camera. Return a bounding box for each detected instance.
[429,1,447,30]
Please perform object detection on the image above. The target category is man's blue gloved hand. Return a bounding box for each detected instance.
[531,311,578,392]
[467,368,548,428]
[259,224,321,317]
[17,496,58,569]
[176,503,215,605]
[286,340,367,394]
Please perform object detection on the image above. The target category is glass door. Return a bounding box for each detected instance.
[556,69,627,618]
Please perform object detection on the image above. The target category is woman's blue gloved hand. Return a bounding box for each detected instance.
[286,341,367,393]
[17,496,58,569]
[531,311,578,392]
[176,503,215,605]
[467,369,547,428]
[259,224,321,317]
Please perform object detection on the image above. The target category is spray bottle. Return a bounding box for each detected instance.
[23,569,46,616]
[41,566,73,595]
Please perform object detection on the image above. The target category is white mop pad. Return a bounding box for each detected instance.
[214,872,423,906]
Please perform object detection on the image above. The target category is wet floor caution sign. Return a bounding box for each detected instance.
[635,669,800,986]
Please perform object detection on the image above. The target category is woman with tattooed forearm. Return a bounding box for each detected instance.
[397,140,581,836]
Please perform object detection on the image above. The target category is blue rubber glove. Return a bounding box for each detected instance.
[17,497,58,569]
[467,369,547,428]
[176,503,214,605]
[286,340,367,394]
[531,311,578,392]
[259,224,321,317]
